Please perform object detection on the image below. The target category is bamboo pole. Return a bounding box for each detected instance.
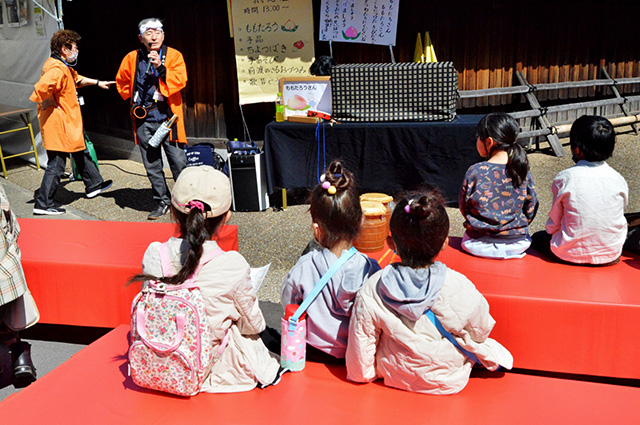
[459,75,640,99]
[518,114,640,140]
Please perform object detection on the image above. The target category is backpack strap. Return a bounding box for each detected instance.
[159,242,173,277]
[183,247,225,287]
[425,309,480,366]
[288,246,358,335]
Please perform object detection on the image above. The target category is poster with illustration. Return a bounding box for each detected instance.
[319,0,399,46]
[279,76,331,120]
[34,5,47,38]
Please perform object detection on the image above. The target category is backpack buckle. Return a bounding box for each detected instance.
[153,282,167,294]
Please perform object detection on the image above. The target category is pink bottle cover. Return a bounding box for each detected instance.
[281,304,307,371]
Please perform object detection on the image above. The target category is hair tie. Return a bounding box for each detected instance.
[405,199,414,213]
[334,173,342,179]
[320,174,326,182]
[178,200,205,212]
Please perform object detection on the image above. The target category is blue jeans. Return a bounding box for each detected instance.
[136,121,187,205]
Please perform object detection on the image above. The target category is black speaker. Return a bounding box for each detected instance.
[228,152,269,211]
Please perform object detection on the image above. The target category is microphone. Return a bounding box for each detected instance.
[144,42,153,75]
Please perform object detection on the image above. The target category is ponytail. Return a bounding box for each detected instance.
[127,206,226,286]
[390,187,449,268]
[309,159,362,249]
[477,112,529,188]
[506,143,529,188]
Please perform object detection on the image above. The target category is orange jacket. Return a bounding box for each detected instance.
[29,57,86,153]
[115,46,188,144]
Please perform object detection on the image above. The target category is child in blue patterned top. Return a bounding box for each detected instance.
[458,113,539,259]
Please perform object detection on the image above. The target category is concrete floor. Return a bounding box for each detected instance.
[1,128,639,401]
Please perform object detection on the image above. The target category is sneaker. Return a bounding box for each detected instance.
[86,180,113,198]
[148,202,170,220]
[257,366,289,389]
[33,206,66,215]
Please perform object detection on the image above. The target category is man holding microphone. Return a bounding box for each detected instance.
[116,18,188,220]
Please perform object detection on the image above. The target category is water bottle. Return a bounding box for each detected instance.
[281,304,306,371]
[275,92,285,122]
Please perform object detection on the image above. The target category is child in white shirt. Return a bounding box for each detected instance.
[532,115,628,265]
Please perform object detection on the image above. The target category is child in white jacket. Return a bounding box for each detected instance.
[131,166,282,393]
[346,188,513,394]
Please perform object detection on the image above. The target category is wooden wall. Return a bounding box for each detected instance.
[62,0,640,142]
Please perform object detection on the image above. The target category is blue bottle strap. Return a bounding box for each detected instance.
[288,246,358,334]
[425,309,480,366]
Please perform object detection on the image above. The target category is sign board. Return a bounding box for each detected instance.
[319,0,400,46]
[230,0,315,105]
[279,76,331,121]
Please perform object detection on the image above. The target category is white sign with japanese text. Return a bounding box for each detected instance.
[319,0,400,46]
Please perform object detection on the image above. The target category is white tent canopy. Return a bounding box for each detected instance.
[0,0,62,167]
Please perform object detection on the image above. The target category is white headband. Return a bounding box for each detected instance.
[140,20,163,34]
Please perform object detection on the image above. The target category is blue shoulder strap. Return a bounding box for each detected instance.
[288,247,358,334]
[425,309,480,366]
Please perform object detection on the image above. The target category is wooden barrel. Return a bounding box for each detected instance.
[360,193,393,236]
[353,201,387,253]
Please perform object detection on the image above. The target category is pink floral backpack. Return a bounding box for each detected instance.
[129,242,228,396]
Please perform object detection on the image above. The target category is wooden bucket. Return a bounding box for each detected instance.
[353,201,387,253]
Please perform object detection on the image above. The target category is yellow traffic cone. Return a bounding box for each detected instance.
[413,32,424,63]
[424,31,438,63]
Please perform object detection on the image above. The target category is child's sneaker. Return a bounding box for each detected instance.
[257,366,289,389]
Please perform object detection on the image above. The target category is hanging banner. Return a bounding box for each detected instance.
[319,0,400,46]
[230,0,315,105]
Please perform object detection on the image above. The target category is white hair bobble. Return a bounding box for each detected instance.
[319,174,326,182]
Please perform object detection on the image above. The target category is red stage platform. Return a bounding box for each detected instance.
[369,238,640,380]
[17,219,238,328]
[0,325,637,425]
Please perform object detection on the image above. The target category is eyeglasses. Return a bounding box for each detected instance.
[66,44,79,52]
[142,30,163,37]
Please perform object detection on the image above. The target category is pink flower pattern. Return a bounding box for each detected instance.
[129,286,217,396]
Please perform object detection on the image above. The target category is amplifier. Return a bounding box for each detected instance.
[227,152,270,212]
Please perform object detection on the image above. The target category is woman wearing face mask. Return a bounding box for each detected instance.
[29,30,115,215]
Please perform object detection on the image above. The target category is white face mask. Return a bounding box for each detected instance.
[67,51,78,63]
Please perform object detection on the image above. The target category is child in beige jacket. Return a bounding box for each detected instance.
[132,166,282,392]
[347,187,512,394]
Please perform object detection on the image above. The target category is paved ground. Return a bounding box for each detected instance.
[1,129,639,401]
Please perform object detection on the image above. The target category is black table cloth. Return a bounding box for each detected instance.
[264,115,483,203]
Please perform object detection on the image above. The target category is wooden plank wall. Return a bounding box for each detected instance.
[61,0,640,142]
